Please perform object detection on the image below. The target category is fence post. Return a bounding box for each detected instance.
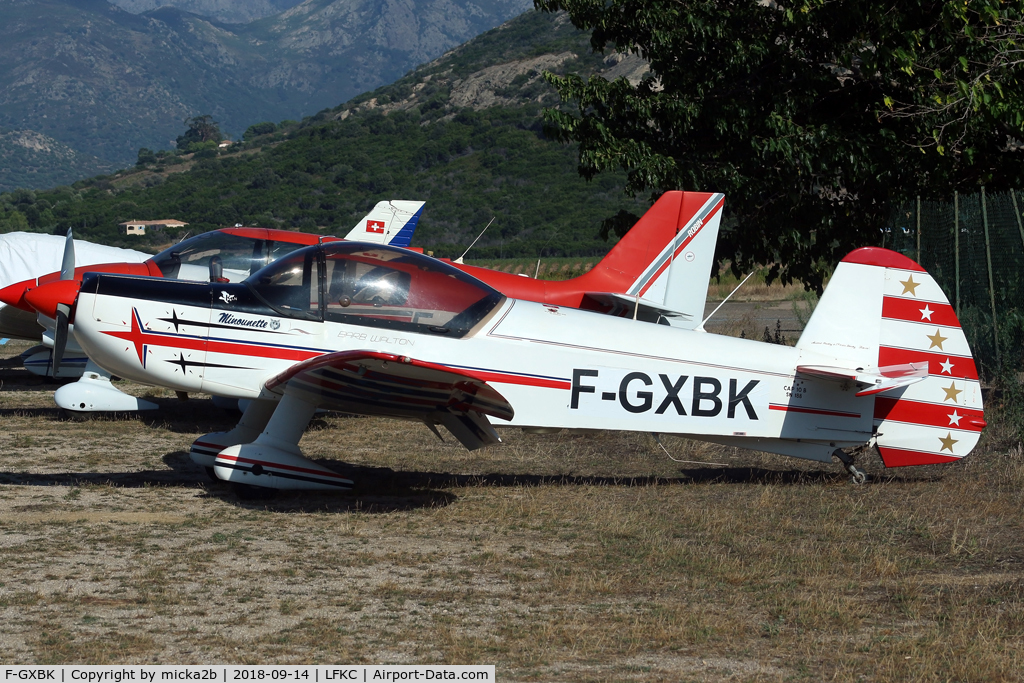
[916,195,922,264]
[954,191,960,317]
[981,186,1001,370]
[1012,190,1024,252]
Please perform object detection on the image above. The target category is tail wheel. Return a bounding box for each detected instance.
[834,449,868,485]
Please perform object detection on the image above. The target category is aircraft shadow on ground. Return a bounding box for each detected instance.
[0,407,66,419]
[5,400,240,433]
[321,460,847,489]
[0,447,940,514]
[0,451,456,513]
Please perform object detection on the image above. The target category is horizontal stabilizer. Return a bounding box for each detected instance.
[796,362,929,397]
[584,292,693,324]
[265,350,512,450]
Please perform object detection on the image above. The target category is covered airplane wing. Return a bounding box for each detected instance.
[265,350,514,450]
[0,232,150,341]
[0,232,148,288]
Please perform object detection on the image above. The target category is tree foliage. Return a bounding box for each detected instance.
[176,115,223,150]
[536,0,1024,289]
[244,121,278,140]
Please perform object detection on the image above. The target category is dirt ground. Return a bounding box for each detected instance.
[0,338,1022,680]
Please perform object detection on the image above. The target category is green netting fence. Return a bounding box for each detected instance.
[884,188,1024,380]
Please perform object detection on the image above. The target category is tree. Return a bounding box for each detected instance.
[244,121,277,140]
[176,115,223,150]
[535,0,1024,289]
[136,148,157,166]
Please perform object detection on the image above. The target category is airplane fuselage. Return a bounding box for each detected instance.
[73,270,981,466]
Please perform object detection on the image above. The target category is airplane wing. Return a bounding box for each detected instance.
[343,201,425,247]
[796,362,929,397]
[264,350,513,450]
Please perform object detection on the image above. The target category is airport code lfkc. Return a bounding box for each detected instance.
[2,668,493,683]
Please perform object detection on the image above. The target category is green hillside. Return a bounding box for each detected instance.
[0,11,649,258]
[0,128,114,191]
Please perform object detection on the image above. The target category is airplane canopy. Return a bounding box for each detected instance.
[246,241,504,338]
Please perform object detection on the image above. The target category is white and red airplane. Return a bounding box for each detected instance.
[0,201,426,410]
[8,192,726,413]
[66,223,983,492]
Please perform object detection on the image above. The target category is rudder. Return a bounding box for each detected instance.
[344,200,425,247]
[797,247,985,466]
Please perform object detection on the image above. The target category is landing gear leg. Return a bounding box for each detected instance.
[214,393,353,492]
[54,359,159,412]
[833,449,867,485]
[189,398,277,469]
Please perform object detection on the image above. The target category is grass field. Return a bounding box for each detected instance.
[0,338,1022,680]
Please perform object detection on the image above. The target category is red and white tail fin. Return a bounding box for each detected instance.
[797,247,985,466]
[344,200,425,247]
[583,191,724,327]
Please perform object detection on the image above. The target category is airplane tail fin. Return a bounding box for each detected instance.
[344,200,425,247]
[796,247,985,466]
[583,191,724,328]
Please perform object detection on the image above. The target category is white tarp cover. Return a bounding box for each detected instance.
[0,232,149,287]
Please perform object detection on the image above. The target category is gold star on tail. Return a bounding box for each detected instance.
[927,329,947,350]
[942,382,962,402]
[901,275,920,296]
[939,432,958,453]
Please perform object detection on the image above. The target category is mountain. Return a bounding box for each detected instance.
[240,0,535,115]
[109,0,303,24]
[0,127,114,189]
[0,0,532,191]
[0,10,650,257]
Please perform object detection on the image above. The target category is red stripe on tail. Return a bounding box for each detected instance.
[878,346,978,380]
[881,296,960,327]
[874,397,985,431]
[878,446,960,467]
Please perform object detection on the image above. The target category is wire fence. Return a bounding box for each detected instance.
[885,189,1024,380]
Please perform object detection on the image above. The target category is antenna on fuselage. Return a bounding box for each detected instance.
[453,217,495,264]
[650,432,728,466]
[695,271,755,332]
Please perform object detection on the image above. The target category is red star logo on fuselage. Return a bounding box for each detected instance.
[102,308,151,367]
[99,306,320,368]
